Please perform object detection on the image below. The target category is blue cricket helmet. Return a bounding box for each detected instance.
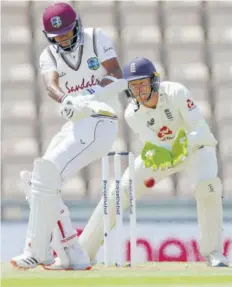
[123,57,160,98]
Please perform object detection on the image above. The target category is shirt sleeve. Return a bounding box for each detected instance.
[94,28,117,63]
[176,84,217,148]
[39,47,58,74]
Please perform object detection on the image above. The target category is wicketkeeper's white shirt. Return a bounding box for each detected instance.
[125,81,217,150]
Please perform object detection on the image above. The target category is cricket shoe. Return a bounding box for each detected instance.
[206,251,229,267]
[43,245,91,270]
[11,253,54,269]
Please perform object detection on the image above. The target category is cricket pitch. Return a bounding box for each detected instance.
[1,262,232,287]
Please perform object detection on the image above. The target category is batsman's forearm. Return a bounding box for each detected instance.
[43,71,65,103]
[47,84,65,103]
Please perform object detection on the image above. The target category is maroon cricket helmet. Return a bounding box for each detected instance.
[43,2,77,37]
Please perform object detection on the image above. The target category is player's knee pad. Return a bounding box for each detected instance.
[194,176,222,199]
[31,158,62,194]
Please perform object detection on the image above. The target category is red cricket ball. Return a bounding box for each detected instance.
[144,177,155,188]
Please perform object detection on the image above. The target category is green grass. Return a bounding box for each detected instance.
[1,262,232,287]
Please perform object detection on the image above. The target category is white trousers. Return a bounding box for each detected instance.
[43,116,117,180]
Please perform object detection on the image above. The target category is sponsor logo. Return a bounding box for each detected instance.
[115,180,121,215]
[157,126,174,141]
[103,180,108,216]
[65,75,100,94]
[129,179,134,215]
[59,72,66,78]
[208,184,214,192]
[75,229,231,263]
[87,57,100,70]
[51,16,62,28]
[3,223,232,263]
[146,118,155,127]
[104,46,114,53]
[187,99,196,110]
[164,109,173,120]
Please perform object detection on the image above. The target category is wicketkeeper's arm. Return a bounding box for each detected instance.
[177,85,217,150]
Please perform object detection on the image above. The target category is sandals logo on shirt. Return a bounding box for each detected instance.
[87,57,100,70]
[65,75,100,94]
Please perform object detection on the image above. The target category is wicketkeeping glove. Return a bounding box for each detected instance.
[172,128,188,167]
[141,142,173,171]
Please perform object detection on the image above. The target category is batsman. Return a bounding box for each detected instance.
[78,57,229,267]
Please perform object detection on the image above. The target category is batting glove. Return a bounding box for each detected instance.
[60,95,74,120]
[60,95,96,122]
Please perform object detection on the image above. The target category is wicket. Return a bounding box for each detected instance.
[102,152,137,267]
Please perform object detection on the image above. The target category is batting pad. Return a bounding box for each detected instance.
[19,169,78,258]
[54,200,78,247]
[27,159,62,262]
[194,176,223,256]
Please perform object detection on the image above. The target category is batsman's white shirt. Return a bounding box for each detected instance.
[40,27,120,115]
[39,28,119,180]
[124,81,218,189]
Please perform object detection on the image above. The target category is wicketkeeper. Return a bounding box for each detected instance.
[78,57,229,267]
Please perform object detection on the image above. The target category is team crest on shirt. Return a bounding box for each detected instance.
[51,16,62,28]
[87,57,100,70]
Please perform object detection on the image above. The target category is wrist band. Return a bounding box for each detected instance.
[58,94,66,103]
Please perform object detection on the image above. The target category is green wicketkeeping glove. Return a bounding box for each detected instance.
[172,128,188,167]
[141,142,173,171]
